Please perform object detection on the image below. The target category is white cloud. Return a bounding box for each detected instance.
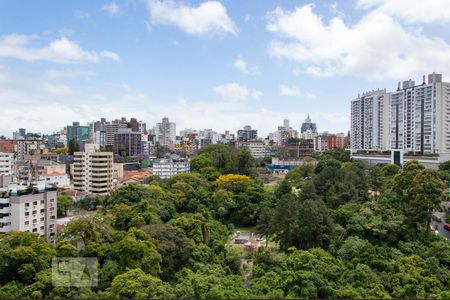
[102,2,120,16]
[0,34,120,63]
[74,10,90,19]
[279,84,317,98]
[266,4,450,80]
[46,69,95,79]
[0,67,347,137]
[147,0,237,36]
[233,58,259,75]
[357,0,450,23]
[292,69,302,76]
[280,84,301,97]
[100,50,120,61]
[305,92,317,99]
[213,82,262,101]
[44,83,73,95]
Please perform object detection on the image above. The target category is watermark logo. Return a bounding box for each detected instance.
[52,257,98,287]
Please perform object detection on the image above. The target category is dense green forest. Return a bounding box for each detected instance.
[0,145,449,299]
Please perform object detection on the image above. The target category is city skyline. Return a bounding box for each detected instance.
[1,0,450,136]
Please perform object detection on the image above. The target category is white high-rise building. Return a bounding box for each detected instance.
[351,73,450,155]
[156,117,176,146]
[0,152,14,176]
[351,89,390,151]
[390,73,450,154]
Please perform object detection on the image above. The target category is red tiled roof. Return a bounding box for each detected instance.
[121,170,153,182]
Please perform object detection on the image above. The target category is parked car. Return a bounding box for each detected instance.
[432,214,442,222]
[444,223,450,231]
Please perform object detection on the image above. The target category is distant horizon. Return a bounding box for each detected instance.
[1,0,450,137]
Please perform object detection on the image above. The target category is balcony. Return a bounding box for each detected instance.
[0,207,10,214]
[0,216,11,223]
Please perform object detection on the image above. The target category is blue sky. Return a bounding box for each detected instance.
[1,0,450,137]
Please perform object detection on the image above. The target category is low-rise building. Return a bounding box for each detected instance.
[153,158,190,179]
[173,141,197,155]
[314,133,349,152]
[38,172,70,188]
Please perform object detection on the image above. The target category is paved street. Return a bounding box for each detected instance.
[431,212,450,240]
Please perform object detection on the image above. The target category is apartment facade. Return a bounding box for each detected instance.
[0,152,13,176]
[314,133,348,152]
[67,122,90,150]
[73,148,113,195]
[153,159,190,179]
[235,140,268,159]
[351,89,390,151]
[0,180,57,241]
[114,128,142,157]
[390,73,450,154]
[156,117,176,146]
[237,125,258,141]
[15,139,47,160]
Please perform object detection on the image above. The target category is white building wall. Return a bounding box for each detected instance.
[0,188,57,240]
[351,90,390,151]
[153,160,190,179]
[0,152,14,176]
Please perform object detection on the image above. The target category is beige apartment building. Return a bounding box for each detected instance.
[73,146,113,195]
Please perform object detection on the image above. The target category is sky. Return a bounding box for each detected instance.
[1,0,450,138]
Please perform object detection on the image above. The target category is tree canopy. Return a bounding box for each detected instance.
[1,153,449,299]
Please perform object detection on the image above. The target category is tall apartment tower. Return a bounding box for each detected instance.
[156,117,176,146]
[237,125,258,141]
[114,128,142,156]
[105,122,119,147]
[390,73,450,154]
[351,89,390,151]
[67,122,90,151]
[73,145,113,195]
